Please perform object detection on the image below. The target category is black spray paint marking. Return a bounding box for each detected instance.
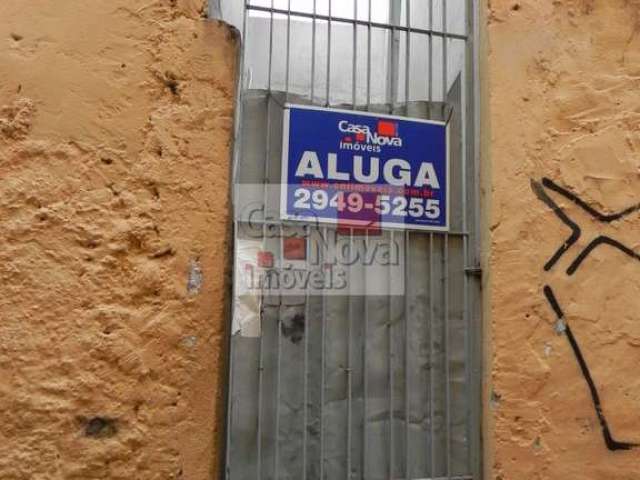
[543,286,638,451]
[567,236,640,275]
[542,178,640,223]
[530,179,581,272]
[531,178,640,275]
[534,177,640,451]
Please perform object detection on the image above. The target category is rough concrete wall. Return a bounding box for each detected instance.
[0,1,237,479]
[488,0,640,478]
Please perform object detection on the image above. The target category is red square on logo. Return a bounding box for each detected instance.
[377,120,397,137]
[355,132,366,142]
[257,251,274,268]
[283,237,306,260]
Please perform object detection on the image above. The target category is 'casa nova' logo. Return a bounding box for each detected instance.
[338,119,403,147]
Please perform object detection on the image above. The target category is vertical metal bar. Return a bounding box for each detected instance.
[428,233,435,480]
[469,2,483,477]
[427,7,435,480]
[352,0,358,109]
[320,226,328,480]
[404,230,411,480]
[388,0,402,112]
[443,234,451,480]
[225,301,235,480]
[427,0,433,118]
[231,0,250,186]
[388,230,395,480]
[256,302,265,480]
[302,225,311,480]
[362,228,369,480]
[364,3,372,476]
[462,126,472,475]
[441,2,451,478]
[405,0,412,114]
[310,0,317,101]
[276,0,292,469]
[347,228,354,480]
[274,227,283,480]
[257,4,275,479]
[326,0,332,106]
[279,6,291,474]
[465,1,481,477]
[366,0,372,109]
[404,3,412,478]
[461,0,472,474]
[385,20,402,477]
[285,0,291,100]
[442,0,448,117]
[267,0,275,91]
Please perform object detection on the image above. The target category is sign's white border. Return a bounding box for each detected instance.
[280,103,451,232]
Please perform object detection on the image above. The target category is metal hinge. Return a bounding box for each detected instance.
[465,266,482,277]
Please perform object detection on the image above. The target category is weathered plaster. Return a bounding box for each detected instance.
[488,0,640,478]
[0,1,237,478]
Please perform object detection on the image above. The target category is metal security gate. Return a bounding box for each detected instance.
[213,1,482,480]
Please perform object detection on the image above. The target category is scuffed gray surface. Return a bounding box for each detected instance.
[227,85,477,480]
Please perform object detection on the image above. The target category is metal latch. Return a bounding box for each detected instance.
[464,266,482,277]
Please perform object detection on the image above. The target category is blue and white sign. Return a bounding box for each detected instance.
[281,105,449,231]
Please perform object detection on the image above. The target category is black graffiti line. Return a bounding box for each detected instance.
[532,178,640,275]
[536,178,640,450]
[567,236,640,275]
[531,179,581,271]
[542,177,640,223]
[543,285,638,451]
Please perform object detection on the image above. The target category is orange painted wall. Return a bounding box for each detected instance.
[487,0,640,478]
[0,1,237,479]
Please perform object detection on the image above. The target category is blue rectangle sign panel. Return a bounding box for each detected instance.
[281,105,449,231]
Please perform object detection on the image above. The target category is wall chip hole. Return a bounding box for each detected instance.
[163,71,179,96]
[83,417,118,438]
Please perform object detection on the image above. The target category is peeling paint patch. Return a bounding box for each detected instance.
[187,259,203,295]
[490,390,502,410]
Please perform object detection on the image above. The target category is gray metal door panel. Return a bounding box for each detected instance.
[223,2,481,480]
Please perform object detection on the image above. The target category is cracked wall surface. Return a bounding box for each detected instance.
[488,0,640,478]
[0,1,237,479]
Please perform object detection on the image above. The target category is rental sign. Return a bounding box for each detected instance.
[280,105,449,231]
